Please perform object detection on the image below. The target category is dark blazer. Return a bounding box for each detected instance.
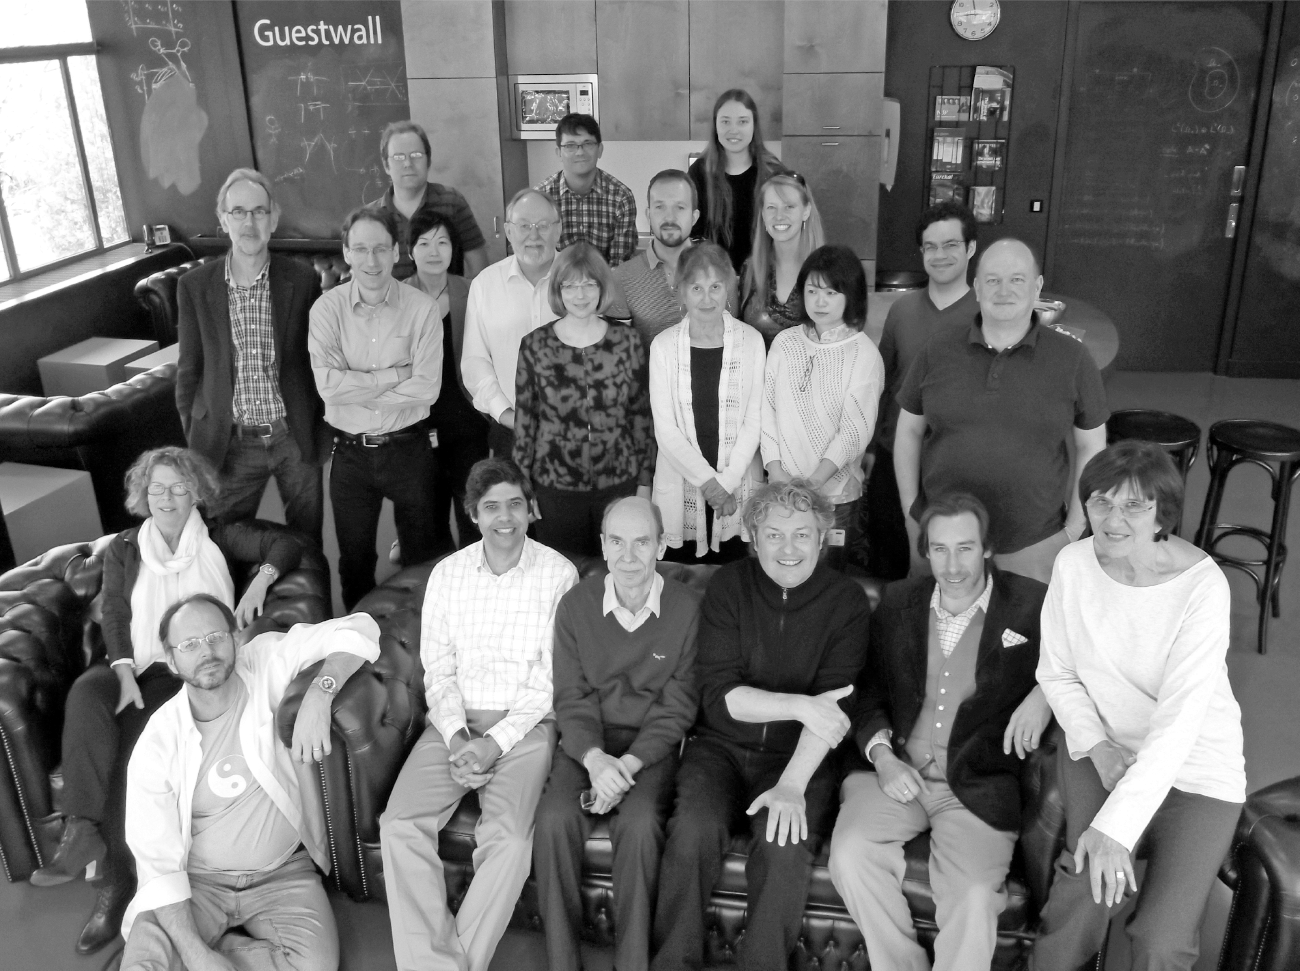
[175,255,330,468]
[846,565,1048,832]
[410,273,473,406]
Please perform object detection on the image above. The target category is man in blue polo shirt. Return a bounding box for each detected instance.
[893,238,1108,584]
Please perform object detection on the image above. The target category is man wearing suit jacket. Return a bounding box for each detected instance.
[176,168,330,545]
[828,493,1052,971]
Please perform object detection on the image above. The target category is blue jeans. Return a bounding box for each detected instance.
[216,426,324,546]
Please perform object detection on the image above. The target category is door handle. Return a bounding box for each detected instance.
[822,126,841,130]
[1224,203,1239,239]
[1230,165,1246,197]
[821,142,840,147]
[493,216,500,238]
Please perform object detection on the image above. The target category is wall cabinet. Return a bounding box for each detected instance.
[504,0,598,75]
[782,74,883,136]
[688,0,785,140]
[402,0,496,79]
[782,136,881,260]
[784,0,887,74]
[595,1,690,139]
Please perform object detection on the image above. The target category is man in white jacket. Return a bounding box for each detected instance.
[118,593,381,971]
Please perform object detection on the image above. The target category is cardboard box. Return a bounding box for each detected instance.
[0,463,103,563]
[38,337,160,397]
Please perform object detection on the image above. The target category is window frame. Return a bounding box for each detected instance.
[0,42,130,283]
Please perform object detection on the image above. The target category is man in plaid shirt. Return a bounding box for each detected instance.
[537,113,639,267]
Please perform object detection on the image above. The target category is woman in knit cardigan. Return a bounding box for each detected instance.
[761,245,884,571]
[650,242,766,563]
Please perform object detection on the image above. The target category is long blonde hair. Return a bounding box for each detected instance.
[742,175,825,314]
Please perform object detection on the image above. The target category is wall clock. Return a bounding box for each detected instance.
[951,0,1001,41]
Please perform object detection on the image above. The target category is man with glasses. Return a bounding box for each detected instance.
[461,189,563,457]
[117,593,381,971]
[537,113,638,267]
[373,120,489,280]
[309,206,443,608]
[894,238,1109,584]
[176,168,330,545]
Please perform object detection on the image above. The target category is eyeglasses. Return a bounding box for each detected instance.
[560,140,599,155]
[172,630,232,655]
[510,219,557,236]
[921,240,968,256]
[560,281,601,294]
[147,482,193,497]
[224,207,271,222]
[348,244,394,260]
[1085,496,1157,518]
[388,151,426,163]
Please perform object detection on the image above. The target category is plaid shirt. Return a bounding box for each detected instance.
[537,168,639,266]
[930,574,993,658]
[225,257,286,426]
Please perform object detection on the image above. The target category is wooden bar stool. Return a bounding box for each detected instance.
[1193,419,1300,654]
[1106,409,1201,535]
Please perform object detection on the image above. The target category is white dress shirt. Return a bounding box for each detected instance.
[602,572,664,633]
[460,255,558,421]
[421,538,578,754]
[123,615,382,937]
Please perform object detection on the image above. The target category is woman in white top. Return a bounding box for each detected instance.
[1033,440,1246,971]
[761,244,884,571]
[650,241,765,563]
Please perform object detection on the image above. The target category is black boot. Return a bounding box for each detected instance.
[77,874,134,955]
[30,815,107,887]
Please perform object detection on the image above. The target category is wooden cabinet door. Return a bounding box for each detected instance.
[596,1,689,139]
[781,136,881,259]
[505,0,598,75]
[408,78,509,263]
[688,0,784,140]
[402,0,496,79]
[785,0,887,74]
[783,74,883,136]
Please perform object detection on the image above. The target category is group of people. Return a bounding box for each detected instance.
[27,86,1247,971]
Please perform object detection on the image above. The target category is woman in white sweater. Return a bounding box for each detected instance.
[761,244,884,571]
[650,242,765,562]
[1033,440,1245,971]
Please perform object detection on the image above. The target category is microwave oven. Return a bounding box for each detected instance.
[509,74,598,140]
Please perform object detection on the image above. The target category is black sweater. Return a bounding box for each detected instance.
[694,559,871,755]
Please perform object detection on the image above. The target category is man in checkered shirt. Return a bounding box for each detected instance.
[537,113,639,267]
[380,457,578,971]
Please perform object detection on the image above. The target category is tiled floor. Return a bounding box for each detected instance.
[5,371,1300,971]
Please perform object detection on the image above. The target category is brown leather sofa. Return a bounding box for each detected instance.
[0,521,330,883]
[0,365,187,535]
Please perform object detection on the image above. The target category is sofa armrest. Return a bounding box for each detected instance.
[1016,722,1067,922]
[133,258,210,347]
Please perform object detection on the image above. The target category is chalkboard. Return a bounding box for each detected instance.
[234,0,409,238]
[1048,2,1266,371]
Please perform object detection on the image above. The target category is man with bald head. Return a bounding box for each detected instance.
[893,238,1109,583]
[534,496,701,971]
[461,188,563,457]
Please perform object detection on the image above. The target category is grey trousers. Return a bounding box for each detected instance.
[1031,745,1242,971]
[380,715,555,971]
[829,771,1017,971]
[121,850,337,971]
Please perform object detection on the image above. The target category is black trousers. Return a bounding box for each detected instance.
[651,735,838,971]
[329,432,439,610]
[431,423,489,555]
[60,662,182,874]
[534,728,678,971]
[533,479,638,558]
[865,446,910,581]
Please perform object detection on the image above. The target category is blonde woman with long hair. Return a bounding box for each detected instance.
[740,173,826,346]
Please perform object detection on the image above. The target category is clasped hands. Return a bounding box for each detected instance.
[582,750,644,814]
[448,731,503,788]
[700,477,738,519]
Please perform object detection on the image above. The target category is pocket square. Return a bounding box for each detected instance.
[1002,630,1029,648]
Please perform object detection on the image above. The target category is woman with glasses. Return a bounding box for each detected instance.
[740,173,826,346]
[513,242,653,556]
[761,246,884,571]
[29,446,306,953]
[689,89,786,273]
[650,242,765,563]
[1032,441,1245,971]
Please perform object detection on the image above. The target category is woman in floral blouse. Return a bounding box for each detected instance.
[514,241,653,556]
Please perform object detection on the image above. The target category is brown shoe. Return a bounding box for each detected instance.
[77,876,134,955]
[30,815,106,887]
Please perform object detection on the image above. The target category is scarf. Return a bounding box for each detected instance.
[672,313,750,556]
[129,507,235,670]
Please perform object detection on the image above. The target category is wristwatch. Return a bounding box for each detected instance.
[259,562,279,580]
[311,675,339,696]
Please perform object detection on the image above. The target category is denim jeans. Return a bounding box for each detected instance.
[216,426,324,546]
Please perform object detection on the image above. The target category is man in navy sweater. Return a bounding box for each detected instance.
[534,496,700,971]
[651,481,872,971]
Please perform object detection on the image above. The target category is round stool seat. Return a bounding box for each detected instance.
[1106,409,1200,450]
[1208,419,1300,462]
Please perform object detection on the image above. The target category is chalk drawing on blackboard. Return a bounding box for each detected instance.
[345,67,406,106]
[129,29,208,196]
[265,116,281,145]
[123,0,183,37]
[291,71,330,97]
[302,134,338,172]
[1189,47,1239,113]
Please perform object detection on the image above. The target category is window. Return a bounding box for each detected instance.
[0,1,129,283]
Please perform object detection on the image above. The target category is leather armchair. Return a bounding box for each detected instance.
[0,521,330,883]
[0,364,187,535]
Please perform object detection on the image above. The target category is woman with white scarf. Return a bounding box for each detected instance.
[30,446,305,955]
[651,242,766,563]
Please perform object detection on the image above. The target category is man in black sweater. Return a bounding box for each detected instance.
[651,481,871,971]
[534,497,701,971]
[828,493,1051,971]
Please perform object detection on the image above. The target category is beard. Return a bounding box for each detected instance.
[184,655,236,690]
[653,222,685,247]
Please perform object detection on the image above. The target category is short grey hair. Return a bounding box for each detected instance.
[215,168,277,216]
[601,496,665,542]
[506,188,559,223]
[742,480,835,537]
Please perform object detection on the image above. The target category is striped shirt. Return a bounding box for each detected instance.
[537,168,639,266]
[225,257,285,426]
[608,243,686,347]
[420,538,578,754]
